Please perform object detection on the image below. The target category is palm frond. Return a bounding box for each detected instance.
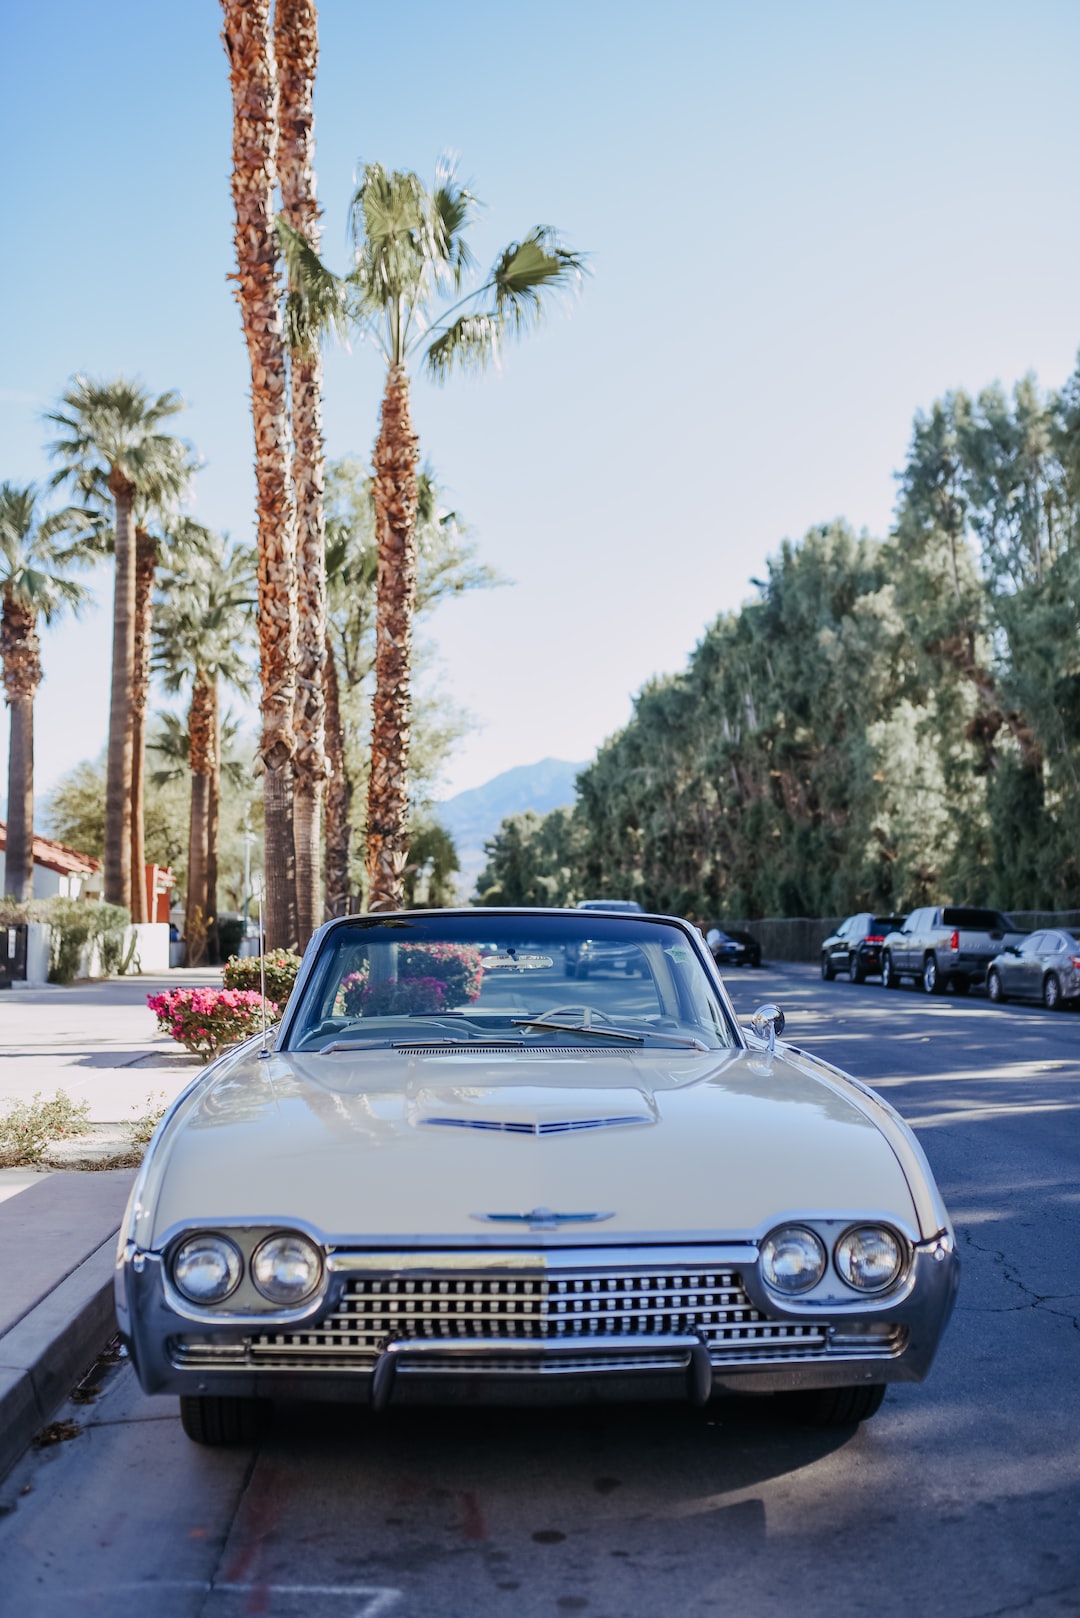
[425,313,501,381]
[429,154,478,291]
[491,227,588,333]
[276,217,349,350]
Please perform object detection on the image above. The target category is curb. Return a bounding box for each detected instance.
[0,1235,119,1483]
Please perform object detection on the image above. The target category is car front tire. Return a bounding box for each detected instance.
[1044,972,1062,1010]
[987,968,1006,1004]
[564,961,577,979]
[179,1395,270,1446]
[821,954,835,981]
[882,952,900,990]
[779,1383,886,1427]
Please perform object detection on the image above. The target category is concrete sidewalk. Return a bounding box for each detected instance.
[0,971,220,1479]
[0,968,221,1122]
[0,1169,136,1480]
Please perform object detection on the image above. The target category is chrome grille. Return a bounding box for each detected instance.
[172,1264,842,1371]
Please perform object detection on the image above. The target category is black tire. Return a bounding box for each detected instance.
[821,954,836,981]
[577,962,589,980]
[750,949,762,969]
[850,954,865,984]
[921,954,940,995]
[179,1395,270,1446]
[780,1383,886,1428]
[1043,972,1062,1011]
[564,960,577,979]
[882,951,900,990]
[987,968,1005,1004]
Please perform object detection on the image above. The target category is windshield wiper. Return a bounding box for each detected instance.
[511,1018,710,1051]
[320,1035,525,1054]
[510,1018,644,1043]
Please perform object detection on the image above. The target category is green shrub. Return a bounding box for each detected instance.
[223,949,303,1007]
[126,1090,169,1149]
[37,899,132,984]
[0,1090,92,1166]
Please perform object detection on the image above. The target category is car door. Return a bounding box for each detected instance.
[897,910,924,972]
[1009,933,1045,999]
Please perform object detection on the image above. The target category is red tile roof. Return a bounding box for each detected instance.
[0,822,101,877]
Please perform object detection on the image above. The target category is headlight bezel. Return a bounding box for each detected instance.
[833,1224,905,1294]
[250,1230,324,1305]
[759,1224,827,1295]
[171,1232,244,1305]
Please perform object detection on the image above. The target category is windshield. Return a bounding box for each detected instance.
[283,912,736,1053]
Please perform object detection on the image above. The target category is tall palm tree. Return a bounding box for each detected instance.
[154,544,253,965]
[280,161,585,910]
[322,458,496,914]
[220,0,299,950]
[274,0,328,949]
[0,485,91,900]
[45,377,188,912]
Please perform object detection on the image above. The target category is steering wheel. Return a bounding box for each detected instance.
[530,1004,615,1025]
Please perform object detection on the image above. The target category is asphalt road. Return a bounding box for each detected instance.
[2,961,1078,1618]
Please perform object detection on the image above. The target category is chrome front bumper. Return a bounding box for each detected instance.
[118,1237,959,1408]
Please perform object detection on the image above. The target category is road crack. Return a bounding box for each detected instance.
[960,1229,1080,1334]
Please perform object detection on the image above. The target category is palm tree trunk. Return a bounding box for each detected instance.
[129,525,158,925]
[206,677,221,964]
[275,0,328,947]
[105,466,136,910]
[221,0,299,950]
[185,672,214,968]
[323,641,352,917]
[1,592,40,903]
[366,364,419,912]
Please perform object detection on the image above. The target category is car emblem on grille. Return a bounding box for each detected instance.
[470,1207,615,1231]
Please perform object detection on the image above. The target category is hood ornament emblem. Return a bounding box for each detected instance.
[471,1207,614,1231]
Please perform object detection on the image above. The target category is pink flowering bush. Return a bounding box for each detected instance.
[147,987,278,1062]
[350,977,447,1017]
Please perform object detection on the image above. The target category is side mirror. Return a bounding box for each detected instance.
[749,1003,786,1053]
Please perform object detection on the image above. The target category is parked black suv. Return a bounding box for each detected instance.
[821,913,907,983]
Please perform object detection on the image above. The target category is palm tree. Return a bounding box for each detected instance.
[280,160,585,909]
[274,0,328,949]
[220,0,299,950]
[322,457,498,914]
[46,376,188,912]
[153,544,254,965]
[0,485,91,900]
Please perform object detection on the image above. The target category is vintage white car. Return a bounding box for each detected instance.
[116,908,959,1445]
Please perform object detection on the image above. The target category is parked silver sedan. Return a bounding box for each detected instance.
[986,929,1080,1010]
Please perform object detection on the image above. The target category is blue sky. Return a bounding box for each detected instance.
[2,0,1079,806]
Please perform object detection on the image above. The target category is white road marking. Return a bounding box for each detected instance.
[97,1583,401,1614]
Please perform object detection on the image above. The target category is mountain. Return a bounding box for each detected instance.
[435,758,586,899]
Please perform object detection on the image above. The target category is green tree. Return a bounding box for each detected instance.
[0,485,92,899]
[46,376,189,912]
[323,456,499,915]
[280,159,584,909]
[153,543,254,963]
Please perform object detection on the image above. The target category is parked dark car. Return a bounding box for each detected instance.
[565,899,645,977]
[706,927,763,969]
[821,914,907,983]
[881,906,1026,994]
[986,929,1080,1010]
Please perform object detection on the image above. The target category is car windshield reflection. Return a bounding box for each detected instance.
[282,913,735,1054]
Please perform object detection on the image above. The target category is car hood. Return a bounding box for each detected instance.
[148,1043,919,1247]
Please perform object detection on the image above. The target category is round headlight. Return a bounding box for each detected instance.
[173,1234,242,1304]
[835,1226,904,1292]
[760,1226,826,1294]
[251,1233,322,1305]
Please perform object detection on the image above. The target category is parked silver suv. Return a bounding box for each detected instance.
[881,906,1027,995]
